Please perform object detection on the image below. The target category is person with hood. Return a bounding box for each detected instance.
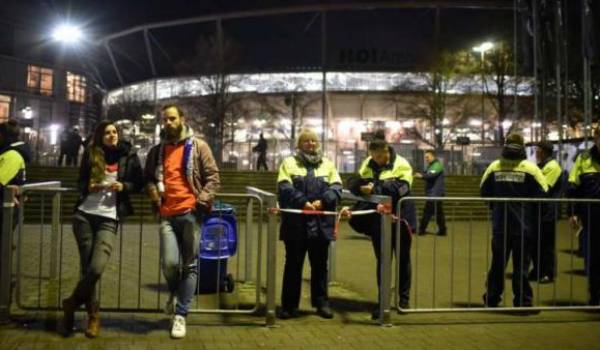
[347,130,416,318]
[480,133,548,307]
[253,132,268,170]
[276,129,342,320]
[145,105,220,338]
[568,126,600,305]
[415,150,447,236]
[61,120,143,338]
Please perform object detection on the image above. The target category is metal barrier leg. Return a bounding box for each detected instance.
[49,192,61,279]
[379,197,392,326]
[265,195,277,327]
[244,198,254,283]
[328,241,337,284]
[0,187,16,322]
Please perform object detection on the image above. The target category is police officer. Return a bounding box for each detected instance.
[348,131,416,317]
[568,126,600,305]
[530,141,563,284]
[481,133,548,307]
[416,150,447,236]
[277,129,343,319]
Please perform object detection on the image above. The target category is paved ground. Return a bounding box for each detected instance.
[2,217,600,349]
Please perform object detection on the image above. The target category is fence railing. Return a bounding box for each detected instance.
[1,182,281,326]
[394,196,600,314]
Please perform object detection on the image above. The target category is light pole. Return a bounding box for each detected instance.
[473,42,493,146]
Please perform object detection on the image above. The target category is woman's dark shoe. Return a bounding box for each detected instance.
[277,308,298,319]
[316,306,333,319]
[85,302,100,338]
[62,297,77,336]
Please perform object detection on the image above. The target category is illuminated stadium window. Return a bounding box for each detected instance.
[67,72,86,103]
[0,95,10,122]
[27,65,53,96]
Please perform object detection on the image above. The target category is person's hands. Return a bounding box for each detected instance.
[304,202,316,210]
[360,183,374,195]
[110,181,124,192]
[569,215,581,229]
[312,200,323,210]
[88,183,105,193]
[339,206,352,218]
[376,203,389,214]
[414,172,423,178]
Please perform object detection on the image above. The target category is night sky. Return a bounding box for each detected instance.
[0,1,546,89]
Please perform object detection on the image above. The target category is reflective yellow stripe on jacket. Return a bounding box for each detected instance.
[358,155,413,186]
[0,150,25,186]
[568,151,600,187]
[277,156,341,184]
[480,158,548,192]
[541,159,562,188]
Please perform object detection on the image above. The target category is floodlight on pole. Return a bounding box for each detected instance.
[472,41,494,146]
[52,24,83,44]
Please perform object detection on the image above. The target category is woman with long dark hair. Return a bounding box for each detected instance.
[62,121,143,337]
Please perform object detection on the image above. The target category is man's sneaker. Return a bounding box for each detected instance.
[170,315,186,339]
[164,294,177,316]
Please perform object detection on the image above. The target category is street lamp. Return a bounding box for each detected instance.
[51,24,83,45]
[473,41,494,146]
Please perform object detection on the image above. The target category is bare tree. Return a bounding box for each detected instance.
[405,50,477,149]
[175,33,243,165]
[482,40,524,145]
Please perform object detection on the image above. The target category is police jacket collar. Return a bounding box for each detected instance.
[368,146,396,173]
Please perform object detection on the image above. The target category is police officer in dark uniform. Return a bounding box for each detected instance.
[568,126,600,305]
[416,150,447,236]
[277,129,343,319]
[348,131,416,317]
[481,133,548,307]
[530,141,563,283]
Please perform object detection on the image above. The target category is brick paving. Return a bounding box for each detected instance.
[2,220,600,349]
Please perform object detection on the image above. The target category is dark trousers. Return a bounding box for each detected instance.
[66,153,78,166]
[485,234,533,306]
[530,220,556,278]
[419,200,446,234]
[281,238,330,310]
[256,154,268,171]
[584,220,600,304]
[370,223,412,303]
[57,152,66,166]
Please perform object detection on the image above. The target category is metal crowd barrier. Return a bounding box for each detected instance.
[0,182,280,326]
[331,190,394,326]
[393,196,600,314]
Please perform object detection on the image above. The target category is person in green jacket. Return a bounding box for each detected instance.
[415,150,447,236]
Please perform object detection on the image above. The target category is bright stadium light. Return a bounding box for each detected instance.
[52,24,83,44]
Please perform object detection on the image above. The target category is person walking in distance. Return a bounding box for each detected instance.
[253,132,269,171]
[415,150,447,236]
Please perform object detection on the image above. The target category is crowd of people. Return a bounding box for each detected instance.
[1,110,599,339]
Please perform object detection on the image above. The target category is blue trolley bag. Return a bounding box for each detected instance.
[196,203,237,294]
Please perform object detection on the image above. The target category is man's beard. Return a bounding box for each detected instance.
[165,124,182,140]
